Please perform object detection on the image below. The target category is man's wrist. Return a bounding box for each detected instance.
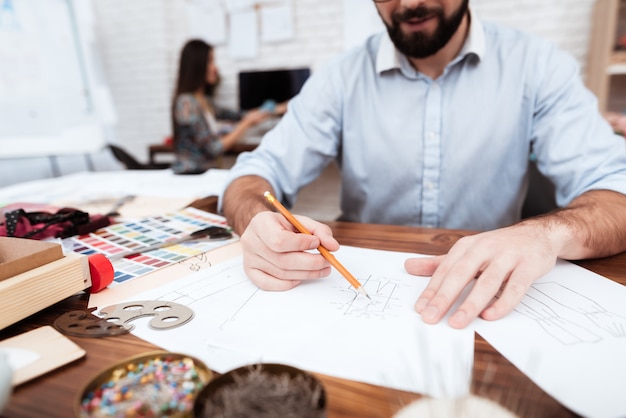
[222,176,274,235]
[517,211,577,259]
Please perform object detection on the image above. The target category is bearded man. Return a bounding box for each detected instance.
[221,0,626,329]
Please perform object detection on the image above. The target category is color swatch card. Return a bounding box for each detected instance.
[62,208,236,287]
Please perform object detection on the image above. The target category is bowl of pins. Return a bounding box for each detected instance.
[193,363,326,418]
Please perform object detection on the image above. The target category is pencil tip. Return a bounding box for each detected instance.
[358,287,371,300]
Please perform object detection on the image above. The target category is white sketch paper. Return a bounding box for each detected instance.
[119,246,474,398]
[475,260,626,418]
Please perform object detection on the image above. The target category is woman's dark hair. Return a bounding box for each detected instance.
[171,39,218,144]
[174,39,216,96]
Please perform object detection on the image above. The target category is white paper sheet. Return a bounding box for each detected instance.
[0,169,230,205]
[260,1,294,43]
[228,10,258,59]
[225,0,256,14]
[186,1,227,45]
[474,260,626,418]
[117,246,474,398]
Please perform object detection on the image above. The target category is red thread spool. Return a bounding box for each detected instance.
[87,254,114,293]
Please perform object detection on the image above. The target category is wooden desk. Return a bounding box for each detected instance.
[1,222,624,417]
[148,143,174,165]
[148,142,258,165]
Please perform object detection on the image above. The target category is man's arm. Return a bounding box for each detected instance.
[222,175,274,235]
[407,189,626,329]
[539,189,626,259]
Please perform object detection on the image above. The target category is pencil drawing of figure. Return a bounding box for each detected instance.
[531,282,626,338]
[513,292,601,345]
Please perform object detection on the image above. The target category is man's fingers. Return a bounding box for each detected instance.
[409,225,560,328]
[404,255,444,277]
[412,255,457,314]
[258,216,320,252]
[418,257,481,325]
[239,211,335,291]
[447,259,514,329]
[415,234,504,324]
[480,269,534,321]
[244,265,301,291]
[293,215,339,251]
[243,242,331,282]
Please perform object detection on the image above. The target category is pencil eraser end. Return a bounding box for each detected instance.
[87,254,114,293]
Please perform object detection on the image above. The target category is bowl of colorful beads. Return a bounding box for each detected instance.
[76,351,213,418]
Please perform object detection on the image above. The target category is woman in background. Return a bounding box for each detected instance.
[171,39,271,174]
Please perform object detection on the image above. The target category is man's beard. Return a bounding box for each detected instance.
[384,0,469,59]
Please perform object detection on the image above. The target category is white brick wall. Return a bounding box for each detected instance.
[92,0,174,158]
[0,0,598,188]
[92,0,596,160]
[472,0,594,71]
[0,0,600,186]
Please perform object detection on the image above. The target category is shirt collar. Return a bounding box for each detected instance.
[376,8,485,74]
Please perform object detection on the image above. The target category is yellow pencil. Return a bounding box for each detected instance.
[264,191,371,300]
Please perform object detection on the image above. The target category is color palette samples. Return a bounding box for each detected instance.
[63,208,233,287]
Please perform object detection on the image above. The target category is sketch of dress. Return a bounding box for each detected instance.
[331,275,403,319]
[514,290,601,345]
[514,282,626,344]
[532,282,626,338]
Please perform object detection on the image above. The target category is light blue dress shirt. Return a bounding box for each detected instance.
[223,14,626,231]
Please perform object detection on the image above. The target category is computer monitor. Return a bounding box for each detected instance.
[238,68,311,111]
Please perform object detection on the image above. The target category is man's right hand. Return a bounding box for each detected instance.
[239,211,339,291]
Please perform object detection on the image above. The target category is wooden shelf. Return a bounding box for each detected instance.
[586,0,624,113]
[608,52,626,74]
[610,50,626,64]
[607,63,626,75]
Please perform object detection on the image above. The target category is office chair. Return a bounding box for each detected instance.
[108,144,171,170]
